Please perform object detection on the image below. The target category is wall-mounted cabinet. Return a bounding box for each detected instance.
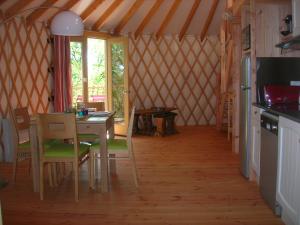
[255,0,292,57]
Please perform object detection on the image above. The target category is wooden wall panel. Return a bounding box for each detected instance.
[255,1,300,57]
[0,18,52,119]
[128,34,220,126]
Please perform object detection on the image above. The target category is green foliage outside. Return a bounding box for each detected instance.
[70,42,83,105]
[87,38,105,98]
[111,43,125,120]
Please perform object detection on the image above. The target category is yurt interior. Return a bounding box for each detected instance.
[0,0,300,224]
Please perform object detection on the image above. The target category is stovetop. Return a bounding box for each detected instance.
[254,102,300,123]
[269,103,300,112]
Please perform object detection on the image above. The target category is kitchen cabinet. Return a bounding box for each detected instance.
[250,106,262,182]
[278,116,300,225]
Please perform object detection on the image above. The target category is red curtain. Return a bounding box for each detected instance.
[53,35,72,112]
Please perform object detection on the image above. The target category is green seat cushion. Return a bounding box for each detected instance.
[92,139,127,151]
[18,141,30,148]
[44,139,63,148]
[44,142,90,158]
[19,139,61,150]
[78,133,99,139]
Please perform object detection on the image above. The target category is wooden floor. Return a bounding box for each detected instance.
[0,126,283,225]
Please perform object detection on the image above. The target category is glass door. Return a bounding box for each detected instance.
[107,37,129,135]
[87,38,106,105]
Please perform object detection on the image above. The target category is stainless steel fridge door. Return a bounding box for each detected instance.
[239,54,251,178]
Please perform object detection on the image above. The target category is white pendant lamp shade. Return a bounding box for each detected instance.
[50,11,84,36]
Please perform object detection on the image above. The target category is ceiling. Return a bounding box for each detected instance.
[0,0,226,39]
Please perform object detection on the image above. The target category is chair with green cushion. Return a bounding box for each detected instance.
[37,113,91,202]
[90,106,138,188]
[77,133,99,142]
[77,102,105,142]
[12,107,32,183]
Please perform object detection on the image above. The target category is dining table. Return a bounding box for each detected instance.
[29,111,115,193]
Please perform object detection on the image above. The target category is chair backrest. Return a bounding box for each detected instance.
[13,107,30,131]
[127,106,135,143]
[37,113,77,141]
[37,113,79,159]
[12,107,30,143]
[85,102,105,111]
[77,102,105,111]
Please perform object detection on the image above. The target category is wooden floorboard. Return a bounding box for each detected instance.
[0,126,283,225]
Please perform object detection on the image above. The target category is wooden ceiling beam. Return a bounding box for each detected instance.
[179,0,201,41]
[48,0,79,23]
[113,0,144,35]
[92,0,123,31]
[0,0,6,7]
[155,0,181,40]
[134,0,164,39]
[200,0,218,41]
[26,0,59,25]
[5,0,34,17]
[80,0,105,22]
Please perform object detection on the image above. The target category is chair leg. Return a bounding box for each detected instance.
[129,147,138,187]
[94,154,99,179]
[12,154,18,183]
[109,153,116,175]
[47,164,53,187]
[40,162,44,200]
[88,152,92,189]
[74,163,79,202]
[131,159,139,188]
[52,163,58,187]
[28,158,31,175]
[90,151,95,189]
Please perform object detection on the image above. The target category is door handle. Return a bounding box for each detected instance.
[241,85,251,90]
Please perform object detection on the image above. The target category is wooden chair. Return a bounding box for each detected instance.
[226,92,234,140]
[77,102,105,142]
[85,102,105,111]
[11,107,31,183]
[90,107,138,188]
[77,102,105,112]
[36,113,91,202]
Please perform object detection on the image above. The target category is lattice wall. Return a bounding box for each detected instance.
[128,34,220,126]
[0,17,52,119]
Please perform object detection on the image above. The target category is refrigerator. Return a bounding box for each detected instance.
[239,54,251,178]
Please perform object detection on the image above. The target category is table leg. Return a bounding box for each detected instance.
[109,154,116,174]
[99,130,109,192]
[30,123,39,192]
[108,122,116,174]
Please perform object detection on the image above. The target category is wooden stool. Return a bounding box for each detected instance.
[142,114,155,135]
[132,113,141,135]
[154,112,177,136]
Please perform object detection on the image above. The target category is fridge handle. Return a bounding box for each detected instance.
[241,85,251,90]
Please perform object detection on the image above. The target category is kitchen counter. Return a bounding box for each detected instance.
[253,103,300,123]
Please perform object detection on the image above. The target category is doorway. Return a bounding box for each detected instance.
[70,35,129,135]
